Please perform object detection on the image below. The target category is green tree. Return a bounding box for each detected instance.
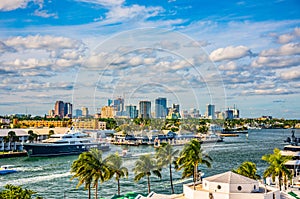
[232,161,260,180]
[133,155,161,194]
[7,131,18,151]
[28,130,38,143]
[48,130,54,138]
[71,148,111,199]
[0,184,42,199]
[155,143,179,194]
[176,139,212,189]
[262,148,292,190]
[105,153,128,195]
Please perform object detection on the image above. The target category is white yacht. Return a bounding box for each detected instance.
[23,128,110,157]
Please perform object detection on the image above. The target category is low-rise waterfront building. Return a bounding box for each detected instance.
[18,120,69,128]
[72,119,106,130]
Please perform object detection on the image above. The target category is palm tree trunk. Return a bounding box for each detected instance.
[279,173,282,191]
[95,182,98,199]
[169,163,174,194]
[147,175,151,194]
[88,184,91,199]
[117,179,120,195]
[193,163,198,190]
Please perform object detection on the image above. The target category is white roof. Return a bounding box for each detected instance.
[204,171,257,184]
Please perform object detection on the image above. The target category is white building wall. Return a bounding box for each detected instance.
[229,182,259,193]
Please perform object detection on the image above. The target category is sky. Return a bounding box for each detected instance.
[0,0,300,119]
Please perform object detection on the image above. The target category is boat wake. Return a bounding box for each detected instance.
[0,172,71,187]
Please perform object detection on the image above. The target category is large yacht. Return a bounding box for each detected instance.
[23,128,110,157]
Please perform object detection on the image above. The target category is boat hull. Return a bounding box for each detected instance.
[23,143,110,157]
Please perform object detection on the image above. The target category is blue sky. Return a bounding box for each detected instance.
[0,0,299,118]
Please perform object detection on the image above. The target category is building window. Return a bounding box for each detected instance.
[237,186,242,191]
[217,185,221,189]
[254,185,256,190]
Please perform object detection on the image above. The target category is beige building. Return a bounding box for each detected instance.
[18,120,70,128]
[101,106,114,118]
[72,119,106,130]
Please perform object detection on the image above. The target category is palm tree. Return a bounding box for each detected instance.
[28,130,38,143]
[105,153,128,195]
[71,152,93,199]
[133,154,161,194]
[7,131,18,151]
[71,148,110,199]
[176,139,212,189]
[48,130,54,138]
[155,143,179,194]
[262,148,292,190]
[232,161,260,180]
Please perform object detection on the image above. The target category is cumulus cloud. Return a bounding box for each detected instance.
[34,9,58,18]
[277,27,300,44]
[0,41,16,54]
[251,56,300,68]
[260,43,300,57]
[0,0,29,11]
[242,88,293,95]
[218,61,237,71]
[280,68,300,81]
[4,35,83,51]
[209,45,252,62]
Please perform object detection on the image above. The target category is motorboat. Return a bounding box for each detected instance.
[0,165,17,175]
[23,128,110,157]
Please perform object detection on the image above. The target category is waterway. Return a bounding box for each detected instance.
[0,129,298,198]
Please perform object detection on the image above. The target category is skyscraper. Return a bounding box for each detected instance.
[206,104,215,119]
[155,97,167,118]
[54,101,64,118]
[125,105,138,119]
[139,101,151,119]
[113,97,124,112]
[64,102,72,118]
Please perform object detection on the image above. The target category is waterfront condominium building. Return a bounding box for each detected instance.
[54,101,65,118]
[125,105,138,119]
[206,104,215,119]
[155,97,167,118]
[81,107,89,117]
[139,101,151,119]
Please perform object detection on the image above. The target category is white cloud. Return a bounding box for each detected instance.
[277,27,300,44]
[251,56,300,68]
[34,9,58,18]
[4,35,82,51]
[76,0,124,7]
[0,0,29,11]
[218,61,237,71]
[280,68,300,81]
[260,43,300,57]
[209,45,252,62]
[105,5,164,24]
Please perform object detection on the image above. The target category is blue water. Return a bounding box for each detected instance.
[0,129,297,198]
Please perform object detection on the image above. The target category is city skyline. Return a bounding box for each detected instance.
[0,0,300,119]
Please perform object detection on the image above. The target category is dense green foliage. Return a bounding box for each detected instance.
[232,161,260,180]
[0,184,42,199]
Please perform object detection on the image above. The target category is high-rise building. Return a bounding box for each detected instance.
[139,101,151,119]
[54,101,64,118]
[74,109,82,118]
[155,97,167,118]
[108,99,113,106]
[101,106,114,118]
[172,104,180,113]
[125,105,138,119]
[82,107,89,117]
[113,97,124,112]
[206,104,215,119]
[64,102,72,118]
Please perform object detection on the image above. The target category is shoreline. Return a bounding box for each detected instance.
[0,151,27,159]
